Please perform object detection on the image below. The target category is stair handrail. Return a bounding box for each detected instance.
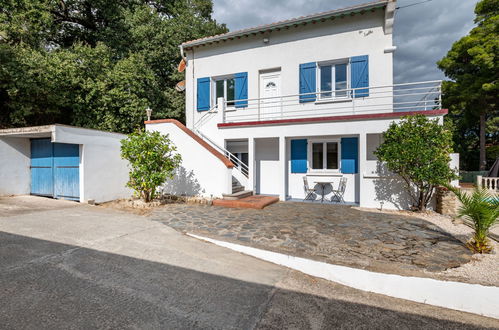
[194,105,217,131]
[194,128,249,178]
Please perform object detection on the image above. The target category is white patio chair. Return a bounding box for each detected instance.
[331,177,347,203]
[303,176,316,202]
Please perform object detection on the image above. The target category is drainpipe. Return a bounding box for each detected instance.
[179,44,195,128]
[179,45,187,63]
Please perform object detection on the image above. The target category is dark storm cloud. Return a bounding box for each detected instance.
[211,0,478,83]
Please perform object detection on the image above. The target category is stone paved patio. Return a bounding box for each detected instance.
[150,202,473,276]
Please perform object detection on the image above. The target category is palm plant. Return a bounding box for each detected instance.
[448,186,499,253]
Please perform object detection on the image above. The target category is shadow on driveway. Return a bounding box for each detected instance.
[0,231,493,329]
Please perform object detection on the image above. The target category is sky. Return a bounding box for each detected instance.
[211,0,478,83]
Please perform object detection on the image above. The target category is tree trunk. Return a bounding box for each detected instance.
[417,189,425,212]
[479,113,487,170]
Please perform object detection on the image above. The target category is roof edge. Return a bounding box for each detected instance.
[0,124,127,137]
[0,125,55,136]
[181,0,389,49]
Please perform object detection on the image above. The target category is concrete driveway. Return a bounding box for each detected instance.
[0,196,496,329]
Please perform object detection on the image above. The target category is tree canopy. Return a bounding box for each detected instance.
[0,0,227,133]
[438,0,498,170]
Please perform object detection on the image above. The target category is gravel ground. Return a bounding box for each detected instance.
[357,207,499,287]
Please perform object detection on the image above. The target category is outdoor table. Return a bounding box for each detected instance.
[314,181,333,203]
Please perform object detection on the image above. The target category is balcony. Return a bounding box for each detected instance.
[198,80,443,127]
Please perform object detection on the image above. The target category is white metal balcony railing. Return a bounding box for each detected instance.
[191,80,441,179]
[214,80,442,124]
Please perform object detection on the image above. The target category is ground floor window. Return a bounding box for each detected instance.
[366,133,383,161]
[309,140,339,171]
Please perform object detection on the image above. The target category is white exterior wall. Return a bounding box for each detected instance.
[450,153,459,187]
[255,138,280,195]
[146,122,232,198]
[52,126,131,203]
[185,9,393,130]
[0,137,30,196]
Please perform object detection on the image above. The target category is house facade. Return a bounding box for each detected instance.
[147,0,452,210]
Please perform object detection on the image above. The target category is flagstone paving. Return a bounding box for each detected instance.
[150,202,473,277]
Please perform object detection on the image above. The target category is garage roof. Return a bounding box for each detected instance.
[0,124,125,138]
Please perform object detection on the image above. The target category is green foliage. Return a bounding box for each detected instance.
[1,43,157,132]
[438,0,498,170]
[120,130,181,202]
[375,115,458,211]
[448,186,499,253]
[0,0,227,132]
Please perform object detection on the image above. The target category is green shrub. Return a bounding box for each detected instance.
[121,130,181,202]
[375,115,458,211]
[448,186,499,253]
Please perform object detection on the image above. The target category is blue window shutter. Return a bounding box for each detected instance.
[197,77,210,111]
[291,139,308,173]
[341,137,358,174]
[234,72,248,108]
[299,62,316,103]
[351,55,369,98]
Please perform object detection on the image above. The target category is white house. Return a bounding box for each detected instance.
[147,0,453,210]
[0,124,132,203]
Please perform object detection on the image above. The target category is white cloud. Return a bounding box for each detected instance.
[211,0,478,83]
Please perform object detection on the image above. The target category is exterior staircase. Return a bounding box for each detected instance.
[193,110,253,200]
[222,177,253,200]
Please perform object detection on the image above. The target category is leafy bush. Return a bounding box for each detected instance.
[121,131,181,202]
[375,115,458,211]
[448,186,499,253]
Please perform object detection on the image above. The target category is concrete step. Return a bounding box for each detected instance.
[232,185,244,194]
[222,190,253,200]
[213,195,279,209]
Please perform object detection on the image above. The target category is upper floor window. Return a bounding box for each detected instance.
[215,77,235,106]
[318,61,349,100]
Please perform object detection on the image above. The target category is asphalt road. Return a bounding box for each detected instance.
[0,196,497,329]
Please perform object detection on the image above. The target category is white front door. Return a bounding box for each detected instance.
[259,71,281,119]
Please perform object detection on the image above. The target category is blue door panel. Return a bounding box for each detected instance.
[30,139,54,196]
[291,139,308,173]
[54,167,79,199]
[54,143,80,200]
[30,139,80,200]
[31,167,54,196]
[341,137,359,174]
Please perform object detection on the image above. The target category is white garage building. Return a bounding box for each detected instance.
[0,124,132,203]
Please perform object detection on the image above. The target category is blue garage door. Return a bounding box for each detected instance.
[30,139,80,200]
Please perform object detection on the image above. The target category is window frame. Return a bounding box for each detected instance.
[366,133,383,161]
[212,75,236,109]
[307,138,341,173]
[317,59,351,100]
